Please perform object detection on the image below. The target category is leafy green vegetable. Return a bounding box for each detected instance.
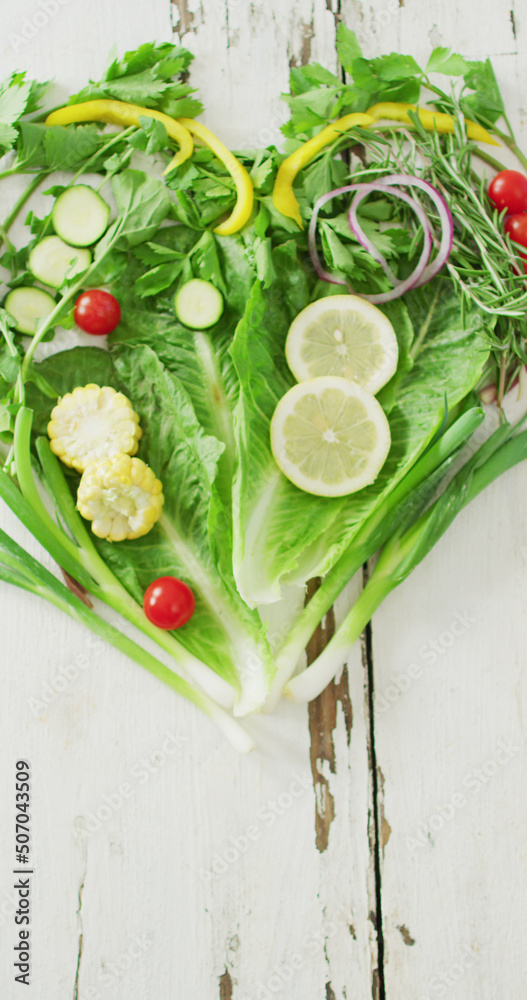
[0,37,525,746]
[110,230,255,470]
[426,48,469,76]
[127,116,170,154]
[460,59,505,125]
[0,73,50,158]
[28,342,275,714]
[68,42,203,118]
[335,24,363,75]
[110,168,171,247]
[0,496,252,751]
[231,242,489,606]
[286,419,527,703]
[43,124,102,171]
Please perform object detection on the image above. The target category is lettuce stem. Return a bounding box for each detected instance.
[266,406,484,707]
[34,436,237,709]
[2,171,49,234]
[8,410,237,707]
[285,423,527,703]
[0,528,252,752]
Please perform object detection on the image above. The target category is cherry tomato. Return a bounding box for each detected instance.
[143,576,195,630]
[504,213,527,251]
[488,170,527,215]
[74,289,121,335]
[503,215,527,273]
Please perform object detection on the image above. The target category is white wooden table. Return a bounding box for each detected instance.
[1,2,526,998]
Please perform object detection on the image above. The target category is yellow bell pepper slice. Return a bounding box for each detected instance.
[45,99,194,170]
[168,118,254,236]
[47,102,254,235]
[366,102,500,147]
[272,113,374,228]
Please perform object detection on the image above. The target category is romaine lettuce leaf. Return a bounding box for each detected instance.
[286,282,491,584]
[110,231,255,501]
[230,243,490,605]
[30,343,275,715]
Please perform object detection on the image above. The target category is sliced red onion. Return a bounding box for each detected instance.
[380,173,454,285]
[308,185,359,289]
[307,174,454,304]
[348,182,432,303]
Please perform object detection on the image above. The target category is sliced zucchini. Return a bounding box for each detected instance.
[5,287,56,335]
[52,184,110,247]
[29,236,92,289]
[174,279,224,330]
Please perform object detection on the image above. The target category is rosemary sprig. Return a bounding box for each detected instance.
[326,100,527,403]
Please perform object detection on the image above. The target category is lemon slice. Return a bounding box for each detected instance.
[285,294,399,394]
[270,376,391,497]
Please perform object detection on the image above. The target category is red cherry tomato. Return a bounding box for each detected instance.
[504,213,527,252]
[504,215,527,273]
[74,289,121,335]
[143,576,195,630]
[488,170,527,215]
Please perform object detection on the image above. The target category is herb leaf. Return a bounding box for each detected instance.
[336,24,363,74]
[110,169,171,247]
[427,48,469,76]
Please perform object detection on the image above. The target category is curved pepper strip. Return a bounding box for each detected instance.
[366,102,500,147]
[45,99,194,170]
[169,118,254,236]
[272,113,374,228]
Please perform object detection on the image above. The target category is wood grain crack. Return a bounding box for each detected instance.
[362,561,386,1000]
[307,578,353,852]
[326,0,341,20]
[72,852,87,1000]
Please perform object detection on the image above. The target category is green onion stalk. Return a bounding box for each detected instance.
[284,419,527,703]
[0,527,253,753]
[265,405,484,707]
[1,407,239,712]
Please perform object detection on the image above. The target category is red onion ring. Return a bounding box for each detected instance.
[348,182,432,302]
[307,174,454,304]
[380,173,454,285]
[308,184,359,288]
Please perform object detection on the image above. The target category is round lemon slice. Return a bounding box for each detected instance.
[285,294,399,394]
[270,376,391,497]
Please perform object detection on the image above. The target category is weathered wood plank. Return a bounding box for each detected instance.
[169,7,378,996]
[0,2,378,998]
[338,3,527,996]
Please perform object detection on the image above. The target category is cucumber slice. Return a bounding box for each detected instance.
[29,236,92,289]
[5,287,56,335]
[174,279,224,330]
[52,184,110,247]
